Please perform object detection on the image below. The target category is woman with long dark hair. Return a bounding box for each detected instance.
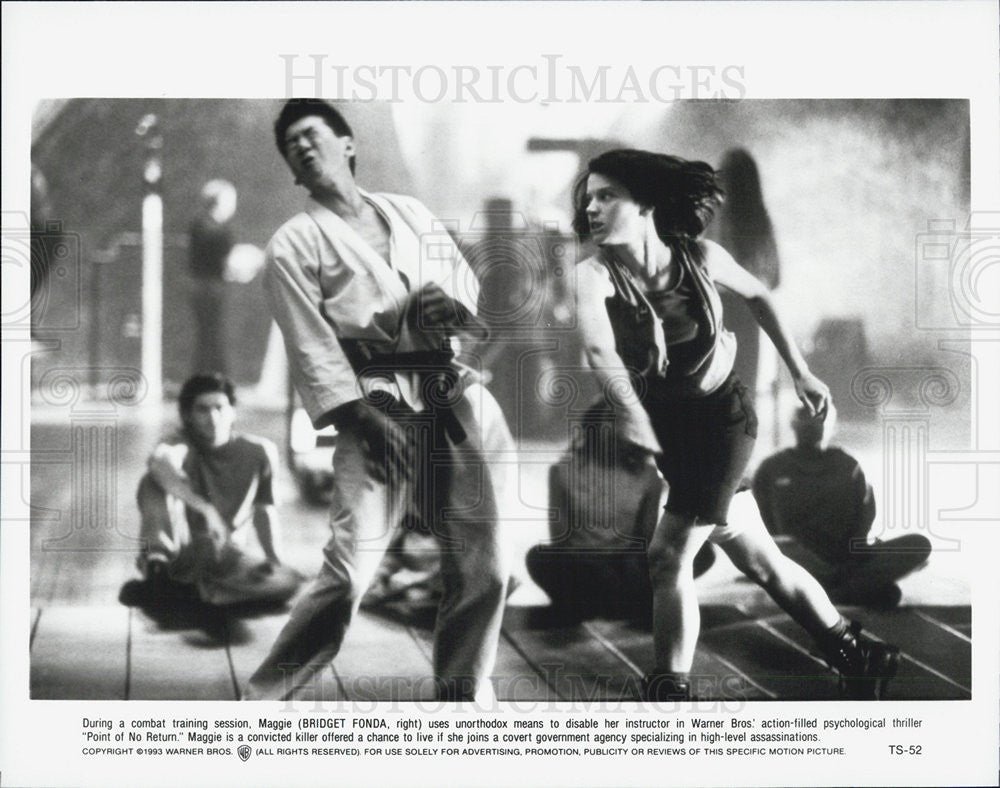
[572,149,899,700]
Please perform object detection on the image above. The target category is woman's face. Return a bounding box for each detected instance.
[584,173,647,246]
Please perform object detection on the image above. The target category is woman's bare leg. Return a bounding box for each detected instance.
[647,511,716,672]
[718,515,841,635]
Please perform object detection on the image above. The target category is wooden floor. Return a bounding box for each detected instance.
[29,403,972,702]
[29,600,971,702]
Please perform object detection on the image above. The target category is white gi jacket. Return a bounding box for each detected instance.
[249,190,512,701]
[264,190,481,426]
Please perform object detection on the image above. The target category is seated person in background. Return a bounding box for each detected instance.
[123,373,303,608]
[361,516,442,611]
[752,403,931,608]
[527,402,715,624]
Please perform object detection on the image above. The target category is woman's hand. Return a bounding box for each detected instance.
[794,371,831,417]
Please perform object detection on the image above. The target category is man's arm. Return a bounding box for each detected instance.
[250,438,284,565]
[266,231,414,480]
[252,504,282,565]
[146,444,229,547]
[264,231,361,429]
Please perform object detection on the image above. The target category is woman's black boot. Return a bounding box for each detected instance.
[823,620,900,700]
[642,671,691,702]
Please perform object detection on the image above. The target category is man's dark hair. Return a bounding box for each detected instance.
[178,373,236,416]
[274,99,356,175]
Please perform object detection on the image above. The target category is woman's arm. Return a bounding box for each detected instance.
[575,261,661,453]
[702,240,831,416]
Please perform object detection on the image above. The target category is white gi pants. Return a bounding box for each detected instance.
[245,384,512,701]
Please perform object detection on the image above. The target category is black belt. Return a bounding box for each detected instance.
[341,342,467,445]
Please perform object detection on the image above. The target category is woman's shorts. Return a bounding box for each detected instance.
[644,372,757,526]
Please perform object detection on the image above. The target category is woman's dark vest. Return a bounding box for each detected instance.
[601,249,737,399]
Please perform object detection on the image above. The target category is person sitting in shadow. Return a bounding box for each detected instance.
[360,514,522,630]
[360,516,442,615]
[752,403,931,608]
[119,374,303,613]
[526,401,715,627]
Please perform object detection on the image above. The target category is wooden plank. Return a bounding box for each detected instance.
[768,612,971,700]
[699,620,842,700]
[406,613,559,702]
[493,634,561,702]
[500,607,641,702]
[332,611,435,702]
[129,606,237,700]
[226,611,301,699]
[58,552,137,607]
[850,607,971,689]
[914,605,971,639]
[586,616,774,701]
[226,610,344,704]
[885,658,969,700]
[31,605,129,700]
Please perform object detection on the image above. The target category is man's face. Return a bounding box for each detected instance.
[282,115,355,192]
[184,391,235,448]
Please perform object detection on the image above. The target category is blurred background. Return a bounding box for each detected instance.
[27,96,974,540]
[28,98,971,440]
[26,99,974,701]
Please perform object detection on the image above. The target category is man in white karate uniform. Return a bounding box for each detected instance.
[245,100,513,702]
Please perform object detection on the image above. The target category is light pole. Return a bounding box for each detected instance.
[135,113,163,403]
